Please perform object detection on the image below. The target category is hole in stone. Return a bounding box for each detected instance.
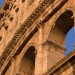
[22,0,25,3]
[3,3,9,10]
[0,37,2,40]
[13,5,16,9]
[2,23,8,30]
[15,8,19,13]
[0,13,4,19]
[4,25,8,30]
[9,17,13,21]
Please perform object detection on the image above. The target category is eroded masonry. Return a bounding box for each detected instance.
[0,0,75,75]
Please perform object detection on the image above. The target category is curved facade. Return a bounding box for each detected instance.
[0,0,75,75]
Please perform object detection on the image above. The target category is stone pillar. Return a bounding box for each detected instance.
[42,40,66,74]
[43,42,51,74]
[35,25,44,75]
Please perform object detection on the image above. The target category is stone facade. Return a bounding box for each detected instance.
[0,0,75,75]
[44,50,75,75]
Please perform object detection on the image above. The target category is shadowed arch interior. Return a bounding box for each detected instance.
[49,10,74,46]
[46,10,74,70]
[56,10,74,33]
[19,46,35,75]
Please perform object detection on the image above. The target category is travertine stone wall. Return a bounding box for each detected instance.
[0,0,42,55]
[0,0,75,75]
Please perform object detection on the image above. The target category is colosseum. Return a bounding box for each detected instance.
[0,0,75,75]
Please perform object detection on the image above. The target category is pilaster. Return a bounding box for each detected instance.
[35,23,44,75]
[43,40,66,73]
[43,42,51,74]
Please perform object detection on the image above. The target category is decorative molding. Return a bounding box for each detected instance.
[0,0,55,68]
[45,40,66,51]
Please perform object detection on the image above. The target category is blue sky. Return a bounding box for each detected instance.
[0,0,75,56]
[0,0,4,7]
[65,27,75,55]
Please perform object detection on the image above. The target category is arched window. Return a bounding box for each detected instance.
[49,10,74,55]
[19,46,36,75]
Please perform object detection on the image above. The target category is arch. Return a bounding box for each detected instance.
[48,10,74,48]
[46,7,74,42]
[19,46,36,75]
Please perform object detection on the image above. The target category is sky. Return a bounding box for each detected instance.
[0,0,75,56]
[64,27,75,55]
[0,0,4,7]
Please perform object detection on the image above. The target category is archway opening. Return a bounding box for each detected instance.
[19,46,35,75]
[49,10,74,54]
[65,27,75,55]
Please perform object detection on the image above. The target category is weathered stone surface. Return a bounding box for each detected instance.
[0,0,75,75]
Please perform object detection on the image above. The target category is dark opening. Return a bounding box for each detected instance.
[55,10,74,34]
[0,12,4,19]
[19,46,35,75]
[0,36,2,40]
[3,3,9,10]
[22,0,25,3]
[49,10,74,55]
[15,8,19,13]
[10,17,13,21]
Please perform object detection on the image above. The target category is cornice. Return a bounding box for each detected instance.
[43,40,66,52]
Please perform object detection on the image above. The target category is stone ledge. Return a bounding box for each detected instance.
[43,50,75,75]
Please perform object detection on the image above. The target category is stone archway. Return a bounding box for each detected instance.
[45,10,74,70]
[19,46,36,75]
[49,10,74,47]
